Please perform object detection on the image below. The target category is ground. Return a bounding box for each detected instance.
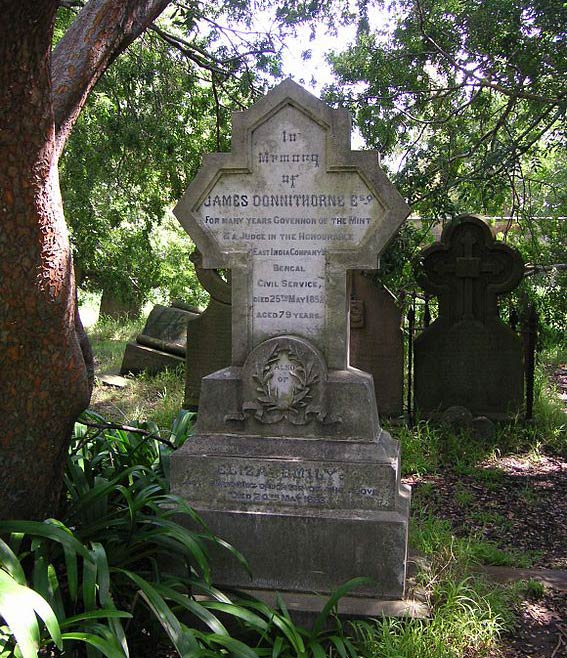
[88,340,567,657]
[407,452,567,658]
[403,363,567,658]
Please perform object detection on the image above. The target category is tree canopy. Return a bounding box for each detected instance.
[326,0,566,217]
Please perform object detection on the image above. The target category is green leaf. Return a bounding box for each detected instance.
[90,543,110,605]
[152,584,228,635]
[329,635,348,658]
[271,636,284,658]
[0,520,90,560]
[0,570,62,657]
[83,551,98,611]
[0,538,26,585]
[117,569,198,654]
[61,632,128,658]
[307,641,326,658]
[242,600,306,655]
[60,610,132,628]
[202,633,261,658]
[63,544,79,605]
[312,577,374,636]
[139,518,211,581]
[201,600,269,632]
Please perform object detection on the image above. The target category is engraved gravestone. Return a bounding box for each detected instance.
[184,249,232,408]
[171,80,411,600]
[414,214,524,418]
[349,271,404,417]
[120,302,199,375]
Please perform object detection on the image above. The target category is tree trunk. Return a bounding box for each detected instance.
[0,0,171,520]
[99,287,143,320]
[0,0,91,519]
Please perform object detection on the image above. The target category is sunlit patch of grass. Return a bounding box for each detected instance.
[91,367,185,427]
[350,515,517,658]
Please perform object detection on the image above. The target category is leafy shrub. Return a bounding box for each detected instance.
[0,412,365,658]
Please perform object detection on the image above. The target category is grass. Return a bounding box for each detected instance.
[75,316,567,658]
[87,316,185,427]
[349,516,518,658]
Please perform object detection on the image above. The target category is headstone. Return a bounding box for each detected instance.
[171,80,411,601]
[414,214,524,419]
[120,302,199,376]
[184,249,232,408]
[349,271,404,416]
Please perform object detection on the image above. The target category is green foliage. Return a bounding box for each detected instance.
[351,514,516,658]
[324,0,566,335]
[516,578,545,600]
[326,0,565,214]
[394,357,566,474]
[0,412,383,658]
[60,25,252,309]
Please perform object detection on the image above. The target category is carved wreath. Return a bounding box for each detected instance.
[261,344,314,405]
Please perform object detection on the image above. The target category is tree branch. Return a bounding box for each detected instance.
[414,0,565,105]
[77,419,177,447]
[52,0,172,157]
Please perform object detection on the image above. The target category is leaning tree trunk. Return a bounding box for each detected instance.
[0,1,91,519]
[0,0,172,520]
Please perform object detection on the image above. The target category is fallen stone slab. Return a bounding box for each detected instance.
[98,373,131,389]
[476,565,567,591]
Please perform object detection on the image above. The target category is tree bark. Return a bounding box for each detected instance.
[0,0,171,519]
[0,0,90,519]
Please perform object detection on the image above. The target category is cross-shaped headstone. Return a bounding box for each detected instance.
[174,80,409,369]
[418,215,524,323]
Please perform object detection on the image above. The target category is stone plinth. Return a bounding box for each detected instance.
[120,303,199,376]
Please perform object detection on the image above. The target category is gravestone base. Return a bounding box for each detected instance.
[415,318,523,419]
[120,343,185,376]
[172,431,410,600]
[120,303,199,376]
[221,588,429,627]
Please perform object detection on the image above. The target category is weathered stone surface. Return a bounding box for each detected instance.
[171,80,411,601]
[185,270,405,414]
[440,405,474,430]
[120,342,185,376]
[471,416,496,441]
[349,271,404,416]
[185,249,232,408]
[120,303,199,376]
[414,215,524,419]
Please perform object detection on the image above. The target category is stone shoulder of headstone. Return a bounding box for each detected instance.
[171,298,203,314]
[190,249,231,305]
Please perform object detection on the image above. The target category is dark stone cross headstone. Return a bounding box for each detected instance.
[414,214,524,419]
[171,80,411,603]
